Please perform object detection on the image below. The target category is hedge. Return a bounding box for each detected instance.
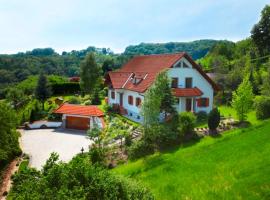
[51,82,81,95]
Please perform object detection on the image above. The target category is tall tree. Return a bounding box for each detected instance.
[0,102,21,168]
[155,71,176,116]
[35,72,51,109]
[80,53,101,96]
[251,5,270,55]
[141,71,176,128]
[232,75,254,122]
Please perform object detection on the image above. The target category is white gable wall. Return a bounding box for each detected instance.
[167,57,213,113]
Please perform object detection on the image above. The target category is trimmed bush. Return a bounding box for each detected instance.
[196,111,208,122]
[208,108,221,134]
[128,140,155,160]
[178,112,196,136]
[254,96,270,120]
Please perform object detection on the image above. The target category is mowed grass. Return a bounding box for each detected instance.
[114,121,270,200]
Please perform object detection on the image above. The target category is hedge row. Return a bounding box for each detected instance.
[51,82,81,95]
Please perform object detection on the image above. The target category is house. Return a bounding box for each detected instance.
[53,103,105,130]
[105,52,218,123]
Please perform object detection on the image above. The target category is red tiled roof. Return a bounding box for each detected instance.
[53,103,104,117]
[172,87,203,97]
[106,52,219,93]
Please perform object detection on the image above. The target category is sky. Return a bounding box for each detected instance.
[0,0,269,54]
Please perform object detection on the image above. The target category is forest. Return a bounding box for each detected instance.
[0,39,229,97]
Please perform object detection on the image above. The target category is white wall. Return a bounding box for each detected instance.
[168,57,214,113]
[108,88,144,116]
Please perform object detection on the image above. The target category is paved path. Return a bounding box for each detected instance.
[20,128,92,170]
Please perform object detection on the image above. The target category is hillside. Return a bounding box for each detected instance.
[123,40,232,60]
[114,121,270,200]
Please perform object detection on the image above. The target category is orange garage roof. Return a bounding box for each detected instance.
[53,103,104,117]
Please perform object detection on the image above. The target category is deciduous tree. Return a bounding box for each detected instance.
[232,76,254,122]
[251,5,270,55]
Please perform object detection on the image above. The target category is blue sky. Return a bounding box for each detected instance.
[0,0,269,54]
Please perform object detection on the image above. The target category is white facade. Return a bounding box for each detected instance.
[108,57,214,122]
[168,57,214,114]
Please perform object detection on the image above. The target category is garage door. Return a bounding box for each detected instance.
[66,116,90,130]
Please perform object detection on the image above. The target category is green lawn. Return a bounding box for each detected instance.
[114,120,270,200]
[195,106,259,128]
[219,105,259,125]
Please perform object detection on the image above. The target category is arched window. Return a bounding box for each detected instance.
[128,95,133,105]
[136,97,141,107]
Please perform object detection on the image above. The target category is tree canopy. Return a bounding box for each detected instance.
[251,5,270,55]
[232,76,254,122]
[9,154,153,200]
[80,53,101,96]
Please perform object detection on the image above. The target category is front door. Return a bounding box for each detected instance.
[119,93,123,106]
[186,98,192,112]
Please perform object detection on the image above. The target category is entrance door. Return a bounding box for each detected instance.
[186,98,192,112]
[119,93,123,106]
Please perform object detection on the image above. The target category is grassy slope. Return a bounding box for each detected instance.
[114,121,270,200]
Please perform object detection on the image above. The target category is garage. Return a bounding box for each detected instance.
[53,103,105,131]
[66,116,90,130]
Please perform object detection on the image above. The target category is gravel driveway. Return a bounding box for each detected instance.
[20,128,92,170]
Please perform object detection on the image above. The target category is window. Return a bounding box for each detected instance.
[135,97,141,107]
[183,61,189,68]
[171,78,178,88]
[185,77,192,88]
[111,91,115,99]
[175,98,180,104]
[174,61,181,68]
[128,95,133,105]
[197,98,209,107]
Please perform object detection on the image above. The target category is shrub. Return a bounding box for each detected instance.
[125,134,133,147]
[84,99,92,105]
[178,112,196,136]
[196,111,208,122]
[9,154,154,199]
[254,96,270,120]
[88,145,106,166]
[208,108,221,134]
[51,82,81,95]
[128,140,155,160]
[68,96,81,104]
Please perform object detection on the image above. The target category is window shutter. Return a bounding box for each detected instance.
[206,98,209,107]
[197,98,201,107]
[128,96,133,105]
[136,98,141,107]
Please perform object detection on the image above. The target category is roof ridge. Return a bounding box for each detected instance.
[133,52,185,58]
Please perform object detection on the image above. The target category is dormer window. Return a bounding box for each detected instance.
[132,77,142,85]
